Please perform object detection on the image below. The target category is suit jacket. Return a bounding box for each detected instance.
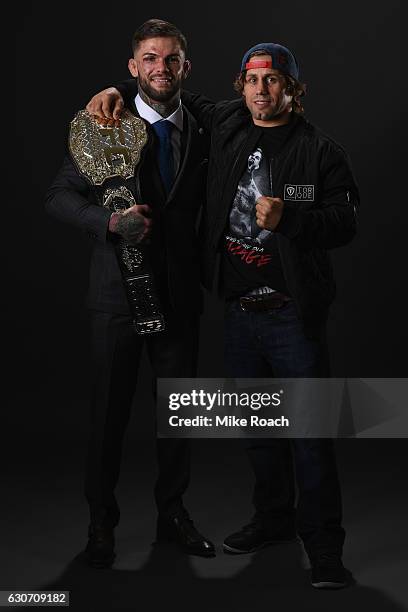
[45,101,209,315]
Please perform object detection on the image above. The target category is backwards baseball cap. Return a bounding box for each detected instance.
[240,42,299,81]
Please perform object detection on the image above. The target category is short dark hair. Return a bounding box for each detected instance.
[233,50,306,115]
[131,19,187,55]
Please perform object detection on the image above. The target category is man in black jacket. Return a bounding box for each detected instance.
[46,19,214,567]
[87,42,358,588]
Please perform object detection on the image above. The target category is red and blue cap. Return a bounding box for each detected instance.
[240,42,299,81]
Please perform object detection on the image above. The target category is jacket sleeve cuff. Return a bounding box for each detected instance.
[85,205,112,242]
[274,201,302,239]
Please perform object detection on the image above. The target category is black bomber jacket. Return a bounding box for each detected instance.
[118,82,359,332]
[183,92,359,332]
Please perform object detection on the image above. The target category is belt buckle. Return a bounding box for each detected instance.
[239,293,290,312]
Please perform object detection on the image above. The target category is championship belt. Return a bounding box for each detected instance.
[69,109,165,334]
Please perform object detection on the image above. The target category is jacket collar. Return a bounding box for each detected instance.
[126,100,196,205]
[134,93,184,133]
[166,106,193,203]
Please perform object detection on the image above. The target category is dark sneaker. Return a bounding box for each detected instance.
[85,524,115,569]
[223,520,297,554]
[311,553,348,589]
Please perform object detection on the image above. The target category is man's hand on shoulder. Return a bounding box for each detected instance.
[256,196,284,231]
[109,204,152,245]
[86,87,124,126]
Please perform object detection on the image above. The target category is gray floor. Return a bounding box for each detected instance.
[2,423,407,611]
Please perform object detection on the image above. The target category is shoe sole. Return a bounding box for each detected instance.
[223,537,298,554]
[156,536,216,558]
[311,580,347,589]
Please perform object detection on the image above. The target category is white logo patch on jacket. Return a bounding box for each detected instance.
[284,184,314,201]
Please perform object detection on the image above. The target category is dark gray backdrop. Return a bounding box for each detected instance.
[14,0,407,392]
[7,2,408,607]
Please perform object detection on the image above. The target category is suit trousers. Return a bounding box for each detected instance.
[224,299,345,558]
[85,309,199,528]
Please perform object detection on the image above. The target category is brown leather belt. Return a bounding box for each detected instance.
[239,292,292,312]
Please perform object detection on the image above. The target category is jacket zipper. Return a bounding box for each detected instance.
[269,157,274,197]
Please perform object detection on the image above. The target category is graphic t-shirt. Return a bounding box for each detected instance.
[223,122,293,298]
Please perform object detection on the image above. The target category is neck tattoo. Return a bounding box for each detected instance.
[138,85,180,118]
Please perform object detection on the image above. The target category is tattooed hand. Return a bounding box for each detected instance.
[109,204,152,245]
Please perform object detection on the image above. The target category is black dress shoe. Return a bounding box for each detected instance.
[156,515,215,557]
[223,519,297,554]
[85,524,115,568]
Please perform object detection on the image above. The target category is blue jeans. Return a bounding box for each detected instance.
[224,299,345,558]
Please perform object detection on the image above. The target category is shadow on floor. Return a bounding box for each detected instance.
[40,539,405,612]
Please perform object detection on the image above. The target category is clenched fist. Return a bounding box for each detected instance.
[255,196,284,231]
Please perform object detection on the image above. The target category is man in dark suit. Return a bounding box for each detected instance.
[45,19,214,568]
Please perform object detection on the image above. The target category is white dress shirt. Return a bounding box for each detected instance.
[135,93,183,175]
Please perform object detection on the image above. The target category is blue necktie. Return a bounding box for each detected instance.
[152,120,175,194]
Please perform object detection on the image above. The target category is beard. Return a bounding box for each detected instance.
[252,104,279,121]
[249,93,289,121]
[138,74,180,103]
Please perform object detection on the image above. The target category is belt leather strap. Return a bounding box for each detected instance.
[239,291,291,312]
